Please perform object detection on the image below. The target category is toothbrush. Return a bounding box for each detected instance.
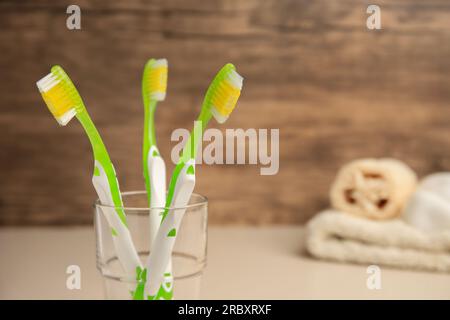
[36,66,142,282]
[144,63,244,298]
[142,58,168,247]
[141,58,173,299]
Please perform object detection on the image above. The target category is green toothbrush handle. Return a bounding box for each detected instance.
[76,111,142,282]
[92,159,142,278]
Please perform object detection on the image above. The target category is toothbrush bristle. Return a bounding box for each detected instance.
[208,64,243,124]
[36,66,82,126]
[145,58,168,101]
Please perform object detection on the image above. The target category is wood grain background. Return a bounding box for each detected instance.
[1,0,450,225]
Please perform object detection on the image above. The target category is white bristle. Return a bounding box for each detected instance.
[151,92,166,101]
[153,58,168,68]
[57,109,78,126]
[211,110,228,124]
[36,73,59,93]
[37,74,56,91]
[227,70,243,89]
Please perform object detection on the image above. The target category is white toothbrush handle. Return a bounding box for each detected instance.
[146,160,196,297]
[148,146,166,245]
[147,147,173,298]
[92,160,142,278]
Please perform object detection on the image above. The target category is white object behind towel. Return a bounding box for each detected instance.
[403,173,450,233]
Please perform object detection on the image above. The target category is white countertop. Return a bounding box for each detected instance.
[1,226,449,299]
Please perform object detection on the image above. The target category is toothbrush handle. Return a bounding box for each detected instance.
[147,210,186,297]
[146,160,196,297]
[147,147,167,246]
[92,160,142,278]
[147,147,174,299]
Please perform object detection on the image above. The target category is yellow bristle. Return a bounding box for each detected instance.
[148,64,167,100]
[211,79,241,117]
[41,83,76,120]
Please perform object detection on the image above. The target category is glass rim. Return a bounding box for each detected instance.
[93,190,208,212]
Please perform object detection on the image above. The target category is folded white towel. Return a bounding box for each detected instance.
[305,210,450,272]
[403,173,450,233]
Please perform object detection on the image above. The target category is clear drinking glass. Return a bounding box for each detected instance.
[94,191,208,300]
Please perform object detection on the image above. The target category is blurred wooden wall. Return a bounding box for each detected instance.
[1,0,450,225]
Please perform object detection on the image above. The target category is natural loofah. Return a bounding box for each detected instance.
[330,158,417,220]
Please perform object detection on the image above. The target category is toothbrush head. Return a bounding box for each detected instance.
[204,63,243,124]
[36,65,84,126]
[143,58,168,101]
